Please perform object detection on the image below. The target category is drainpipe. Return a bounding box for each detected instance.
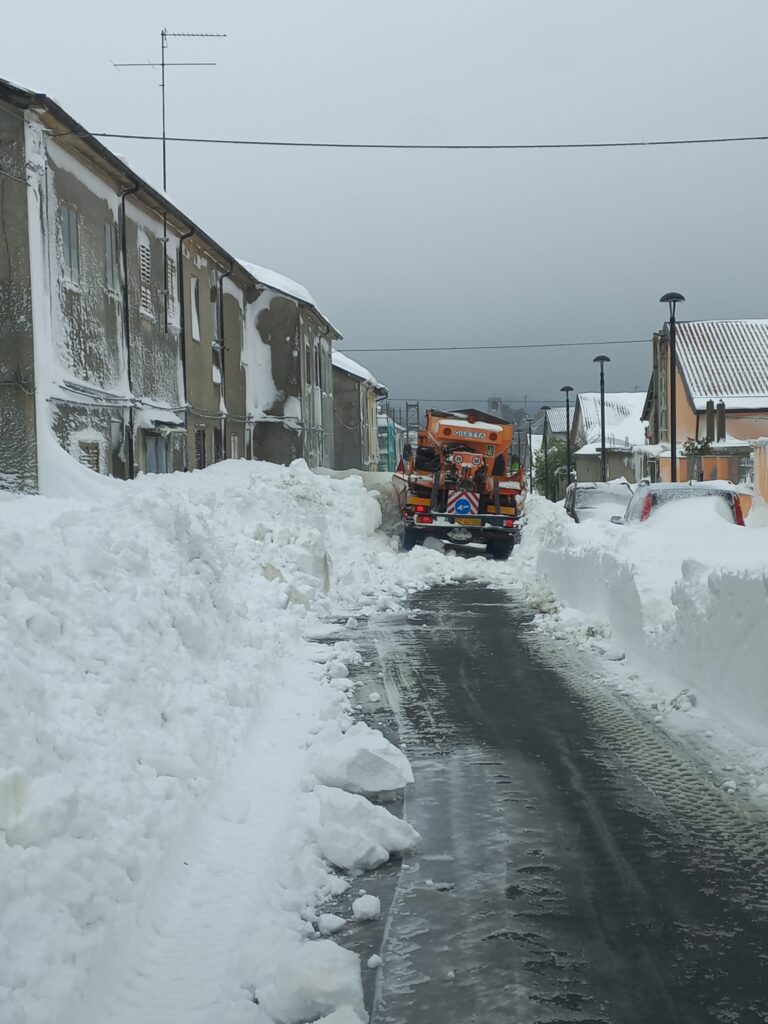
[119,182,139,479]
[218,259,234,456]
[178,226,195,467]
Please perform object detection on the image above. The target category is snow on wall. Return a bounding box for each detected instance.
[242,288,280,419]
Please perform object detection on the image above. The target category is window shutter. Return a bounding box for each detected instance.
[139,244,152,315]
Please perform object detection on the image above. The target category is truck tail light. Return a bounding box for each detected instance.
[640,493,653,521]
[503,518,515,527]
[416,504,427,513]
[733,495,745,526]
[416,514,433,524]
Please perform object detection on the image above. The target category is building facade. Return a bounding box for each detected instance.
[0,78,342,491]
[332,352,387,471]
[643,320,768,484]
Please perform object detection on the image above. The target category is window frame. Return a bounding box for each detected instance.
[61,204,80,287]
[105,221,120,294]
[191,277,201,342]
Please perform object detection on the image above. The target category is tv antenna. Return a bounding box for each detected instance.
[113,28,226,190]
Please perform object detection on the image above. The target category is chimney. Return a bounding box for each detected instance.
[705,400,715,442]
[716,400,726,442]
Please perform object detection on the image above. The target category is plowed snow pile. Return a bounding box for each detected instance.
[516,495,768,747]
[0,459,472,1024]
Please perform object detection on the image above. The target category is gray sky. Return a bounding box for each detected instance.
[6,0,768,415]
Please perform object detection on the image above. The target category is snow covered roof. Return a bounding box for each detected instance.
[575,392,647,449]
[671,320,768,411]
[545,407,569,435]
[236,260,314,308]
[332,350,387,393]
[0,78,341,339]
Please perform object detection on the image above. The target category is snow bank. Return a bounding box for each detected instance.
[0,458,468,1024]
[517,495,768,745]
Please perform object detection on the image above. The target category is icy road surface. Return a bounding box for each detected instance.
[361,584,768,1024]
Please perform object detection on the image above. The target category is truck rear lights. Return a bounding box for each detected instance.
[503,518,515,527]
[733,495,745,525]
[640,493,653,521]
[416,504,427,513]
[416,514,433,524]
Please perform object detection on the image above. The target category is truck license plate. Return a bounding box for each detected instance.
[455,517,481,526]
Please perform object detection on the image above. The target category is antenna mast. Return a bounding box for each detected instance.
[113,28,226,190]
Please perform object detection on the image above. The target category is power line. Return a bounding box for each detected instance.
[50,130,768,151]
[342,339,647,353]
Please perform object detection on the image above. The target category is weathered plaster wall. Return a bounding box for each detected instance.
[0,101,37,491]
[333,368,363,470]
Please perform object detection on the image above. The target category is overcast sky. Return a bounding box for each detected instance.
[5,1,768,415]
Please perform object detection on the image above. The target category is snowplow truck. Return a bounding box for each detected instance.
[393,408,526,559]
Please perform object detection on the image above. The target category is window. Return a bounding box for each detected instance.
[195,426,206,469]
[139,243,153,316]
[145,434,169,474]
[315,346,321,390]
[61,204,80,285]
[78,441,99,473]
[213,426,224,463]
[230,433,239,460]
[165,257,177,323]
[191,277,201,341]
[105,222,120,292]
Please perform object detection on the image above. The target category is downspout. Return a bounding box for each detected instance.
[218,259,234,455]
[119,182,139,478]
[178,226,195,467]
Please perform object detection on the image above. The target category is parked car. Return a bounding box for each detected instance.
[564,481,635,523]
[611,482,746,526]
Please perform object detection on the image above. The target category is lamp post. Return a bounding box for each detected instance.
[561,386,574,495]
[593,355,610,483]
[525,416,533,492]
[540,405,551,499]
[660,292,685,482]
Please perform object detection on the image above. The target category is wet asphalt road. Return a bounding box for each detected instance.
[354,584,768,1024]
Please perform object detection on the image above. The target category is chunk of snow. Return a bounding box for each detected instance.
[312,785,420,871]
[310,722,414,797]
[317,913,346,936]
[352,894,381,921]
[253,938,365,1023]
[366,954,383,969]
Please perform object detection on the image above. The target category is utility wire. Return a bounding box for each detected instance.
[49,130,768,151]
[342,339,647,353]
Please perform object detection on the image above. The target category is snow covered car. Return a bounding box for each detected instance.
[611,482,746,526]
[564,481,634,523]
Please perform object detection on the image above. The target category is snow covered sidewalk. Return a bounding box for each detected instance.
[0,460,472,1024]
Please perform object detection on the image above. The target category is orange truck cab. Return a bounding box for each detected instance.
[392,408,526,560]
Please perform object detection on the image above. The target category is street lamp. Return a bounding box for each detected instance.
[540,405,551,499]
[561,386,574,495]
[593,355,610,483]
[525,416,533,492]
[660,292,685,482]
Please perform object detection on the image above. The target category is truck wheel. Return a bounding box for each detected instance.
[402,526,423,552]
[486,538,513,561]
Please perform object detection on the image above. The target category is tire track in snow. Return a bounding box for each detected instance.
[62,656,327,1024]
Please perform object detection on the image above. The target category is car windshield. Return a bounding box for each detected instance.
[575,485,632,507]
[652,486,733,507]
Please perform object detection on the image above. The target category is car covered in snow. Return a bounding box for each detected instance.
[611,482,746,526]
[564,481,634,523]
